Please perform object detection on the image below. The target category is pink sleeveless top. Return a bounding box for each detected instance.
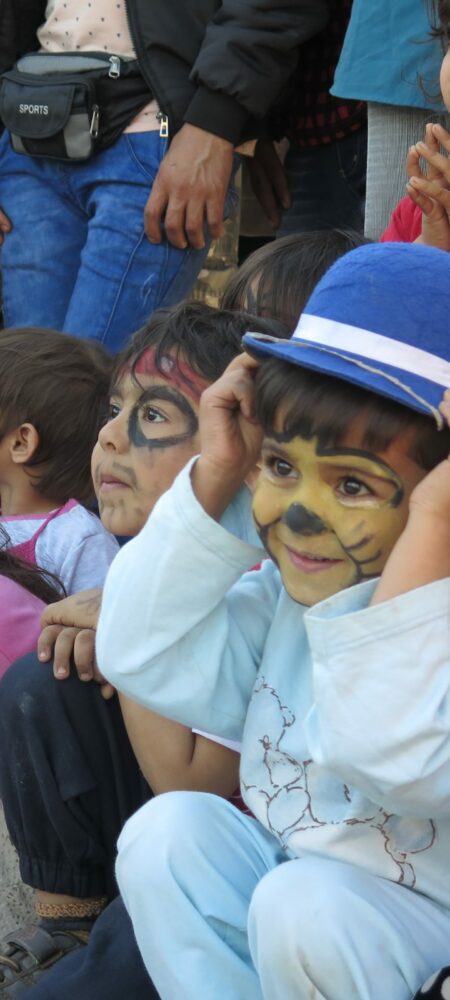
[8,499,77,565]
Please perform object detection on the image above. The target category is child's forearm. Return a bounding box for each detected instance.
[119,694,239,796]
[371,509,450,605]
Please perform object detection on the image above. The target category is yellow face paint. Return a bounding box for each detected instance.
[252,423,425,606]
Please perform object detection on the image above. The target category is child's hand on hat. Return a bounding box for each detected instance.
[407,123,450,252]
[409,389,450,522]
[192,353,263,520]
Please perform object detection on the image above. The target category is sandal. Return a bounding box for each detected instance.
[0,924,88,997]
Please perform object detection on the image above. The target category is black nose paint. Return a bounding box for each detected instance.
[281,503,327,536]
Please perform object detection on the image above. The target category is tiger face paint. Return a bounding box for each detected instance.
[252,420,425,606]
[91,355,206,537]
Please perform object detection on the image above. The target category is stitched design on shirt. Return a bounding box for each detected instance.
[241,678,436,887]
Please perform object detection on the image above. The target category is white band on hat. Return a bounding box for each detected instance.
[293,314,450,387]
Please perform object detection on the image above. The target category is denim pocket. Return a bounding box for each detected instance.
[124,131,168,182]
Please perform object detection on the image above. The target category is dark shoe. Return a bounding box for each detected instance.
[0,925,88,997]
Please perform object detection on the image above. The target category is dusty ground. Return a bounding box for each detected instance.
[0,802,34,939]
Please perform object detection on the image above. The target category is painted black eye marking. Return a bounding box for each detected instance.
[265,433,405,509]
[315,444,404,509]
[280,503,327,536]
[128,386,198,450]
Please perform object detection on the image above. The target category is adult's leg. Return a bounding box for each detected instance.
[248,856,450,1000]
[116,792,286,1000]
[364,103,449,239]
[28,897,159,1000]
[61,137,239,352]
[279,126,367,236]
[0,654,148,901]
[0,135,87,329]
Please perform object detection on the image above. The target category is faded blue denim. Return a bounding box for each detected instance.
[0,131,219,352]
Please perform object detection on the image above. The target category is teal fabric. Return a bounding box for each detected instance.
[332,0,446,111]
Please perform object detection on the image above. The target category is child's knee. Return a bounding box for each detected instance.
[116,791,227,893]
[0,653,51,727]
[248,857,360,974]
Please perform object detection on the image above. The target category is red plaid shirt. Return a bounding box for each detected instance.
[286,0,366,148]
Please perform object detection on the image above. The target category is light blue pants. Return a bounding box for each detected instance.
[116,792,450,1000]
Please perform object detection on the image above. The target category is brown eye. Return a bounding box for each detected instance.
[338,477,371,497]
[265,456,295,478]
[141,406,165,424]
[107,403,120,422]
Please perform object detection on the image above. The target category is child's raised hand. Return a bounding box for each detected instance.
[407,123,450,251]
[192,352,264,520]
[409,389,450,521]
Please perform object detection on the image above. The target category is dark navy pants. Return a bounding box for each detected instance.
[28,896,159,1000]
[0,654,150,899]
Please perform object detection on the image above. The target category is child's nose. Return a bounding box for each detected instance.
[98,413,128,452]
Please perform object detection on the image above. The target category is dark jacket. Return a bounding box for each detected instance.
[0,0,329,144]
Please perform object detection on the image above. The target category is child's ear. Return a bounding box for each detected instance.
[9,423,40,465]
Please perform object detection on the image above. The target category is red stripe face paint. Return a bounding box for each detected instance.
[133,348,207,402]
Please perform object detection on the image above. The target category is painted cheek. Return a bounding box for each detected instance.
[252,479,283,528]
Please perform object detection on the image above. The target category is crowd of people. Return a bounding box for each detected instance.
[0,2,450,999]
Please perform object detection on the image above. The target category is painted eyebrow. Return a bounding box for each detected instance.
[261,439,401,486]
[317,446,400,480]
[109,384,124,400]
[137,385,196,417]
[322,463,398,484]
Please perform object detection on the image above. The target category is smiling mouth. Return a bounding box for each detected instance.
[285,546,344,573]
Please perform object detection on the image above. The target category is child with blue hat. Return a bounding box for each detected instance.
[97,241,450,1000]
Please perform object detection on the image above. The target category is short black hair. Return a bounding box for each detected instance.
[429,0,450,42]
[115,301,289,387]
[221,230,371,331]
[0,328,113,504]
[255,359,450,471]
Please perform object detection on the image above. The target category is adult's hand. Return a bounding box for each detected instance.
[247,139,291,230]
[144,123,234,250]
[0,208,11,244]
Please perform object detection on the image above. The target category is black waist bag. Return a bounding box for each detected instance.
[0,52,152,161]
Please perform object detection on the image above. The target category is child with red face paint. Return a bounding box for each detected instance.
[98,243,450,1000]
[0,302,285,993]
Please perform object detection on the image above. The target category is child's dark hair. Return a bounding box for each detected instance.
[220,230,371,331]
[115,301,289,387]
[429,0,450,43]
[255,360,450,472]
[0,329,113,505]
[0,527,65,603]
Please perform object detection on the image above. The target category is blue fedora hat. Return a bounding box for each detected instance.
[243,242,450,427]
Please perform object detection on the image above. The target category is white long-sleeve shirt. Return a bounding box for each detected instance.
[97,461,450,909]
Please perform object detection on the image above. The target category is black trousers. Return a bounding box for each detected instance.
[0,654,150,899]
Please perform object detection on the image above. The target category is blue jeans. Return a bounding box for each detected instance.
[0,132,220,352]
[279,126,367,236]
